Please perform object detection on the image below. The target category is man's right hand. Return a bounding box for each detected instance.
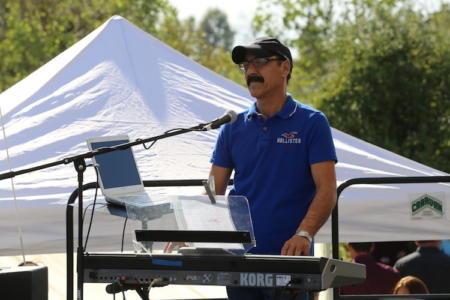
[163,242,187,253]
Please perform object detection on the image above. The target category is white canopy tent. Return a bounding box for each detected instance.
[0,16,449,258]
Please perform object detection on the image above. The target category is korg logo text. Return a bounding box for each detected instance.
[240,273,273,287]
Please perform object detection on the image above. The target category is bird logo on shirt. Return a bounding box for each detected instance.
[281,131,298,139]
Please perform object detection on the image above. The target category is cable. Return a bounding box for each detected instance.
[0,105,26,263]
[146,278,161,299]
[136,127,205,151]
[82,202,106,222]
[83,164,100,249]
[121,216,128,252]
[146,277,168,298]
[136,138,157,150]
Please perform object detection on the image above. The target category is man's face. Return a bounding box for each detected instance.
[242,53,289,99]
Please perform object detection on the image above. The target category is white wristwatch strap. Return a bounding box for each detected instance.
[295,230,313,243]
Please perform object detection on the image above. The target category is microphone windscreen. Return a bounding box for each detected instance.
[227,110,237,124]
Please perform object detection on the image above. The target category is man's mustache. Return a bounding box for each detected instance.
[247,75,264,86]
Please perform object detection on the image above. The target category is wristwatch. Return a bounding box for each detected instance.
[295,230,313,243]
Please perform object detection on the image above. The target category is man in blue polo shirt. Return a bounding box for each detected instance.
[210,37,337,300]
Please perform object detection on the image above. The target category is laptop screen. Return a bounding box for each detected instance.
[90,139,142,189]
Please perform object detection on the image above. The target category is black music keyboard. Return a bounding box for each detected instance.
[83,252,365,291]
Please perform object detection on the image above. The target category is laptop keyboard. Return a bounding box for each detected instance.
[117,194,150,205]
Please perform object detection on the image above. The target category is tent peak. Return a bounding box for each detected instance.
[103,15,128,29]
[109,15,125,22]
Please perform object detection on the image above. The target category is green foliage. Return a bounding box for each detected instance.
[340,243,351,261]
[320,3,450,172]
[199,8,235,51]
[253,0,335,104]
[0,1,245,93]
[254,0,450,172]
[0,0,168,92]
[1,0,447,172]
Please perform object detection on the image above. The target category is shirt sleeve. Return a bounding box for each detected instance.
[307,112,338,165]
[210,124,234,168]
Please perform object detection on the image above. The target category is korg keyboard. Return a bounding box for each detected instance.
[83,253,365,291]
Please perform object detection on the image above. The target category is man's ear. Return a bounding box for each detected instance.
[281,60,291,78]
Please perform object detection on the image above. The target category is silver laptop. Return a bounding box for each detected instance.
[86,135,151,207]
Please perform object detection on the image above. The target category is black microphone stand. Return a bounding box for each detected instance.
[0,123,207,300]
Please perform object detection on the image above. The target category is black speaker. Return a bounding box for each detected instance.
[0,266,48,300]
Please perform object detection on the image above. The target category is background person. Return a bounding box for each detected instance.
[18,261,38,266]
[393,276,429,294]
[394,240,450,293]
[341,242,400,295]
[371,241,414,266]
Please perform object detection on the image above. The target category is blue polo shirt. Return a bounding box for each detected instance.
[211,95,337,254]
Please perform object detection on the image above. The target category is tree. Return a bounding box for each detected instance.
[319,3,450,172]
[0,1,245,93]
[199,8,235,51]
[252,0,335,104]
[155,7,244,86]
[0,0,168,92]
[253,0,450,172]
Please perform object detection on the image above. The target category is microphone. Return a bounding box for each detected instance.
[203,110,237,131]
[105,281,130,294]
[106,278,168,294]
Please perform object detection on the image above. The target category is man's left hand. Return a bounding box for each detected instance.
[281,235,311,256]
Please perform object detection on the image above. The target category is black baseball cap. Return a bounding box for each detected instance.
[231,37,293,71]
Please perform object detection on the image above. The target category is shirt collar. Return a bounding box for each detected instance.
[277,94,297,119]
[246,102,259,119]
[246,94,298,120]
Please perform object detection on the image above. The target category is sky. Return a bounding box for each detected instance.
[168,0,449,45]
